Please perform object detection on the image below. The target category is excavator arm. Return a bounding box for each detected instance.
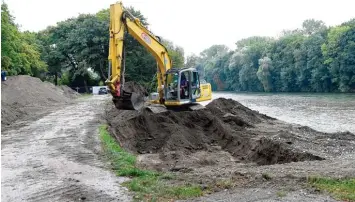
[106,2,171,109]
[106,2,212,111]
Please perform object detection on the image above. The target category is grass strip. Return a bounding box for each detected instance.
[79,93,93,99]
[308,176,355,201]
[99,125,202,201]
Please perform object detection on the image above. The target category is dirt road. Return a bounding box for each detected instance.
[1,95,131,202]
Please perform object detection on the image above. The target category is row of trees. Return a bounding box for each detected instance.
[188,19,355,92]
[2,2,354,93]
[1,3,46,76]
[1,2,184,92]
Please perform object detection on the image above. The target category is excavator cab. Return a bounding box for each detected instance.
[164,68,202,106]
[163,67,212,110]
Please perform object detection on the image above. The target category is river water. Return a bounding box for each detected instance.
[204,92,355,133]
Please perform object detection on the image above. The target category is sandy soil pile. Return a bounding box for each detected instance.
[1,75,79,127]
[58,85,80,99]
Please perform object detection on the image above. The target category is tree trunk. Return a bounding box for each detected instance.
[54,72,58,86]
[99,59,107,81]
[83,79,89,93]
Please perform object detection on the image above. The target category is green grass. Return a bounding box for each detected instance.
[215,179,234,189]
[262,173,272,181]
[276,190,287,198]
[123,176,202,201]
[79,93,93,99]
[308,176,355,201]
[99,125,202,201]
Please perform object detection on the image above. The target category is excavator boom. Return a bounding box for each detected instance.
[106,2,171,110]
[106,2,212,111]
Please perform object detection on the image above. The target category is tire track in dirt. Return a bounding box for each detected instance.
[1,95,131,202]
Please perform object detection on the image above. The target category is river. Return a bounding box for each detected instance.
[205,92,355,133]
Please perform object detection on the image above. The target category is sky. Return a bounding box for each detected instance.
[5,0,355,56]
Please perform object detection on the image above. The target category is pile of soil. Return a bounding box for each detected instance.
[106,98,329,167]
[122,81,149,96]
[111,81,149,110]
[58,85,80,99]
[1,75,79,127]
[105,92,355,194]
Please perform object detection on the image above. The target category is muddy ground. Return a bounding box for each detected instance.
[1,95,132,202]
[105,98,355,201]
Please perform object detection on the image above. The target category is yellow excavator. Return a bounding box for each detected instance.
[106,2,212,111]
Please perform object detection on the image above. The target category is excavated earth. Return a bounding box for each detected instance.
[1,75,80,131]
[105,95,355,200]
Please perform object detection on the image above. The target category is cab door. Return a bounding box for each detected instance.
[190,71,201,101]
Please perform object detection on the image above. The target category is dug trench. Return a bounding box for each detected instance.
[105,92,355,199]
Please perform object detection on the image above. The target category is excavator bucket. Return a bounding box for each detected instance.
[112,90,145,110]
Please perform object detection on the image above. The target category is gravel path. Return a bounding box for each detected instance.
[1,95,131,202]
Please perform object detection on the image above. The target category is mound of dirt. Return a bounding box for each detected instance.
[106,98,324,167]
[105,94,355,194]
[1,75,78,127]
[122,81,148,96]
[58,85,80,99]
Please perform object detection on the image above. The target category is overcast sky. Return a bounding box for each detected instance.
[6,0,355,55]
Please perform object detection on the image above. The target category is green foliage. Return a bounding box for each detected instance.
[1,3,47,76]
[4,1,353,93]
[98,80,104,86]
[3,2,184,91]
[257,57,273,92]
[36,13,110,90]
[194,19,355,92]
[34,6,183,91]
[99,125,202,201]
[58,71,70,85]
[162,39,185,68]
[196,45,231,90]
[322,25,355,92]
[302,19,327,35]
[186,54,200,68]
[308,177,355,201]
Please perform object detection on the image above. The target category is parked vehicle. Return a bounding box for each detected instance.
[98,87,108,95]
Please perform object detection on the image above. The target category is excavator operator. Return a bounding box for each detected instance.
[180,73,188,99]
